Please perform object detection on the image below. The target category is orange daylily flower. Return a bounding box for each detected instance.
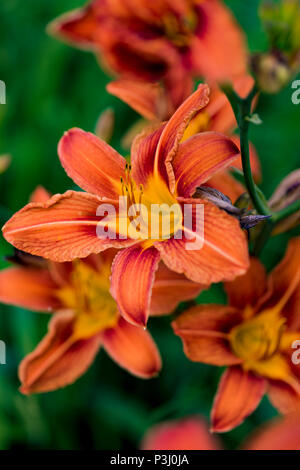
[142,416,220,450]
[49,0,248,110]
[173,237,300,432]
[0,187,205,394]
[141,412,300,450]
[108,75,261,202]
[2,86,249,328]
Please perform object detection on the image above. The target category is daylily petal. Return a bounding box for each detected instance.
[268,380,300,414]
[107,79,167,121]
[211,366,266,433]
[0,266,60,312]
[99,24,178,82]
[102,317,161,378]
[172,305,243,366]
[154,84,210,193]
[47,261,73,287]
[131,123,167,186]
[224,257,268,310]
[191,0,248,82]
[183,76,254,139]
[110,245,160,327]
[264,238,300,329]
[58,128,125,199]
[19,311,102,394]
[47,5,99,49]
[164,63,194,113]
[2,191,132,262]
[245,412,300,450]
[173,132,240,197]
[156,198,249,284]
[30,186,51,203]
[141,417,220,450]
[150,263,205,316]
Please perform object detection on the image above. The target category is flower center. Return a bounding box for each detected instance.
[162,8,198,47]
[119,164,182,243]
[229,307,286,363]
[56,261,118,339]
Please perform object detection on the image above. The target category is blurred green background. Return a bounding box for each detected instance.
[0,0,299,450]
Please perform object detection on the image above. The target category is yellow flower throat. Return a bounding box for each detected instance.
[230,307,286,363]
[56,262,118,340]
[118,163,182,243]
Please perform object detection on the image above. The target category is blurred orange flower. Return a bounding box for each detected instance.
[2,86,249,327]
[49,0,248,110]
[173,237,300,432]
[0,188,207,393]
[141,413,300,450]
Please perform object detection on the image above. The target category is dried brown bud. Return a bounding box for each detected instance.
[251,53,291,93]
[195,186,270,230]
[269,169,300,233]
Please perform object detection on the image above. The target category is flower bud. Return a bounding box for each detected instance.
[269,169,300,234]
[251,53,291,93]
[0,154,11,174]
[94,108,115,143]
[195,186,270,231]
[255,0,300,93]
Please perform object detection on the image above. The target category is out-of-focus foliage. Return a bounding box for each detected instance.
[0,0,299,449]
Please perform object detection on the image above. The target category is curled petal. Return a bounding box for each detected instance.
[2,191,132,262]
[0,266,60,312]
[174,132,240,197]
[58,128,125,199]
[142,417,220,450]
[156,198,249,285]
[224,257,268,310]
[150,263,205,316]
[154,84,210,193]
[172,305,242,366]
[102,317,161,379]
[211,366,266,433]
[110,245,160,327]
[19,311,102,394]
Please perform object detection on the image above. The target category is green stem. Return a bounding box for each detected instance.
[222,82,300,254]
[223,83,271,217]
